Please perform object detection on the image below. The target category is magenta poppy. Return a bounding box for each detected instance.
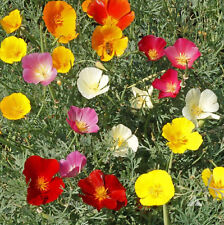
[164,38,201,69]
[59,151,87,178]
[66,106,99,134]
[152,69,181,99]
[138,35,166,61]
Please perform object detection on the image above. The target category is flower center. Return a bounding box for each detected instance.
[176,53,190,66]
[117,137,125,147]
[95,186,108,201]
[35,65,50,80]
[166,82,176,93]
[149,185,163,198]
[192,105,203,116]
[148,49,158,60]
[36,176,49,192]
[89,82,100,92]
[54,15,63,25]
[105,42,113,55]
[75,120,88,132]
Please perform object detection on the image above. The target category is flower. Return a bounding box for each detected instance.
[182,88,220,126]
[111,124,138,157]
[0,93,31,120]
[164,38,201,69]
[82,0,135,30]
[43,1,78,43]
[0,36,27,64]
[22,53,57,86]
[78,169,127,211]
[138,35,167,61]
[59,151,86,178]
[131,86,153,109]
[135,170,175,206]
[162,117,203,154]
[23,155,65,206]
[52,46,74,73]
[92,24,128,61]
[202,167,224,200]
[152,69,181,99]
[66,106,99,134]
[0,9,22,33]
[77,67,109,99]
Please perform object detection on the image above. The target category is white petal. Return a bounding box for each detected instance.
[182,106,197,125]
[199,89,219,113]
[78,67,102,85]
[97,85,109,95]
[148,86,154,95]
[111,124,132,140]
[113,148,129,157]
[77,78,97,99]
[145,96,153,109]
[127,135,139,152]
[197,112,220,120]
[99,75,109,89]
[185,88,201,107]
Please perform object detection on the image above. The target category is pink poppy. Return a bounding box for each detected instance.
[138,35,166,61]
[152,69,181,99]
[66,106,99,134]
[59,151,87,178]
[164,38,201,69]
[22,53,57,86]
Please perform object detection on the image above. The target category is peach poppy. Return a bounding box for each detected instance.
[82,0,135,30]
[92,24,128,61]
[43,1,78,44]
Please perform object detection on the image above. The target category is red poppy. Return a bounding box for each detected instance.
[152,69,181,99]
[82,0,135,30]
[23,155,65,206]
[78,169,127,211]
[138,35,167,61]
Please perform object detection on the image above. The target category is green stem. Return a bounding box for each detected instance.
[208,159,218,168]
[36,86,46,118]
[68,133,77,150]
[48,85,56,103]
[40,23,44,53]
[163,151,173,225]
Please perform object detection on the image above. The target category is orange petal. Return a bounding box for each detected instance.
[107,0,131,20]
[117,11,135,30]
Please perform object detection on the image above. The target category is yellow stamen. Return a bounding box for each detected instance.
[148,49,158,60]
[191,105,203,116]
[166,83,176,93]
[36,177,49,192]
[176,53,190,66]
[75,120,88,132]
[149,185,163,198]
[95,186,108,201]
[105,42,113,55]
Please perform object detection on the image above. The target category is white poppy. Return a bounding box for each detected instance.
[182,88,220,126]
[131,86,153,109]
[77,67,109,99]
[111,124,138,157]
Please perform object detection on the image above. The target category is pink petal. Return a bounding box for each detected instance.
[40,68,57,86]
[23,68,42,84]
[152,79,167,92]
[174,38,197,53]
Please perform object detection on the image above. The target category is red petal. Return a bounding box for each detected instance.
[23,156,59,183]
[101,198,117,210]
[79,194,102,211]
[104,174,125,192]
[27,177,64,206]
[160,69,178,83]
[78,179,95,195]
[117,11,135,30]
[87,0,108,25]
[107,0,131,20]
[152,78,167,92]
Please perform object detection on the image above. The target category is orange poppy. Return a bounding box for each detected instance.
[92,24,128,61]
[82,0,135,30]
[43,1,78,43]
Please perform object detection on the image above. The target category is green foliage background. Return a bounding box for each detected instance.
[0,0,223,224]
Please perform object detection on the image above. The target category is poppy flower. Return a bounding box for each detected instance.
[77,67,109,99]
[82,0,135,30]
[43,1,78,43]
[0,36,27,64]
[23,155,65,206]
[135,170,175,206]
[78,169,127,211]
[0,9,22,34]
[164,38,201,69]
[22,53,57,86]
[182,88,220,126]
[59,151,87,178]
[162,117,203,154]
[138,35,166,61]
[92,24,128,61]
[66,106,99,134]
[152,69,181,99]
[111,124,138,157]
[52,46,75,73]
[202,167,224,200]
[0,93,31,120]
